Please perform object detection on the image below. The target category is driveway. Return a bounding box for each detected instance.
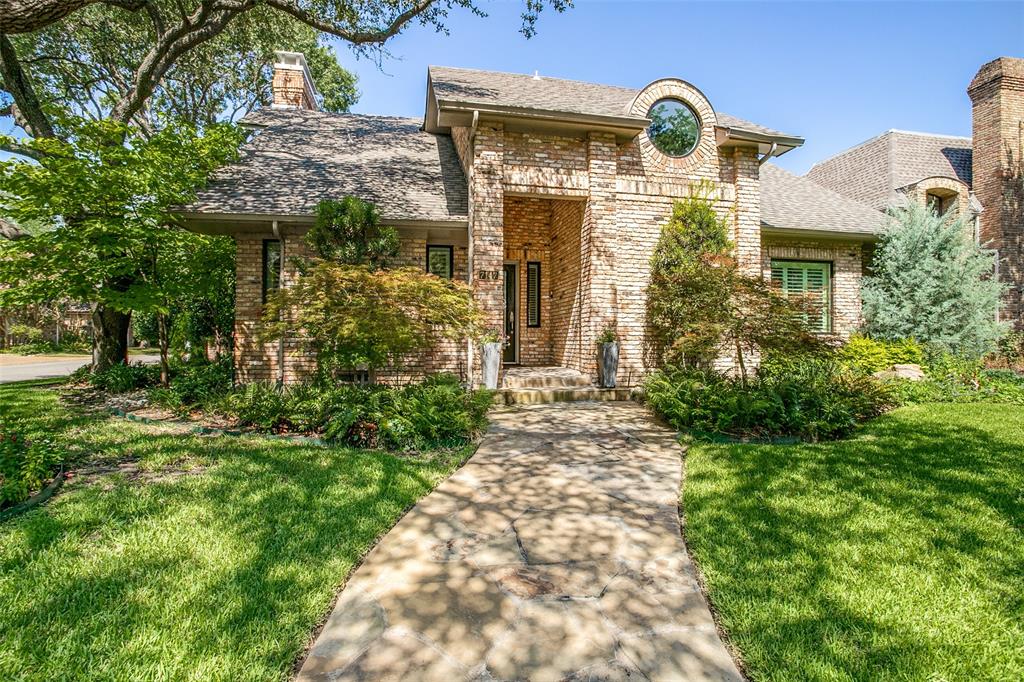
[0,353,160,383]
[297,401,742,681]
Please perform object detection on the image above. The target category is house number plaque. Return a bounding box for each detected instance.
[477,270,501,280]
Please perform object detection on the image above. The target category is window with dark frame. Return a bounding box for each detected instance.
[926,192,944,215]
[526,261,541,327]
[262,239,281,303]
[426,245,454,279]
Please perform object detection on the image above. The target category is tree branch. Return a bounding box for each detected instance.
[264,0,438,44]
[0,0,148,34]
[0,138,46,160]
[110,0,252,124]
[0,33,55,139]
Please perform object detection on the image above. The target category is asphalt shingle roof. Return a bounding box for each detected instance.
[761,163,885,236]
[805,130,972,210]
[184,108,468,221]
[428,66,799,140]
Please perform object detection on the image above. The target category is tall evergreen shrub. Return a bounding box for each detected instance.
[862,200,1006,357]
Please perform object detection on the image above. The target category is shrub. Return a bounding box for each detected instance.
[862,200,1006,357]
[0,426,59,507]
[227,374,493,451]
[985,331,1024,373]
[148,358,233,413]
[837,335,925,374]
[227,383,290,432]
[645,183,821,379]
[88,362,160,393]
[644,356,897,442]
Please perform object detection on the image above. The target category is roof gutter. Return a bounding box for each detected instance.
[436,99,651,132]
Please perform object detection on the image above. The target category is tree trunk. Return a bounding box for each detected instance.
[91,305,130,372]
[158,312,170,387]
[735,336,748,388]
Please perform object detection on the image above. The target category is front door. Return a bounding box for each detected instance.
[503,263,518,364]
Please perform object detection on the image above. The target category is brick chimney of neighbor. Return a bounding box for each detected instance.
[969,56,1024,329]
[272,51,320,111]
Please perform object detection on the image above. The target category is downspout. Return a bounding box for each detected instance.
[466,110,480,386]
[757,141,778,166]
[272,220,285,386]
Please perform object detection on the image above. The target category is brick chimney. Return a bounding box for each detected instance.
[272,51,320,111]
[969,56,1024,329]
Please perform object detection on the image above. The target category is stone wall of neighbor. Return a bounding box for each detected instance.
[969,56,1024,329]
[761,237,865,339]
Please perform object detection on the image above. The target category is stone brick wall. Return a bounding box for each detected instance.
[969,57,1024,329]
[233,229,469,385]
[761,237,865,339]
[272,66,317,110]
[550,200,585,370]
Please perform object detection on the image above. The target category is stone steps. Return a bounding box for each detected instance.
[498,386,633,405]
[501,366,592,389]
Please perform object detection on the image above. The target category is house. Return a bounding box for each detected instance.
[180,53,1023,385]
[806,57,1024,328]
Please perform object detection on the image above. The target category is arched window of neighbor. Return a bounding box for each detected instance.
[646,98,701,157]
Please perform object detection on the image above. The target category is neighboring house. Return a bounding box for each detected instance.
[180,53,1022,385]
[807,57,1024,328]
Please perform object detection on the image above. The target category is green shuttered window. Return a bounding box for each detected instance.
[770,260,831,333]
[526,262,541,327]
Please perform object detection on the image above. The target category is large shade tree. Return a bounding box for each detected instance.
[0,0,569,370]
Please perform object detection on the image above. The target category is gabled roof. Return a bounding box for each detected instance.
[425,66,802,147]
[182,108,468,223]
[761,163,885,237]
[805,129,972,210]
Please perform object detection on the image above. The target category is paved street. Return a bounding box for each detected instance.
[0,354,160,384]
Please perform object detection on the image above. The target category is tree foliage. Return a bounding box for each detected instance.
[261,198,482,380]
[646,183,820,381]
[862,200,1006,357]
[7,5,359,131]
[305,196,399,268]
[0,117,243,367]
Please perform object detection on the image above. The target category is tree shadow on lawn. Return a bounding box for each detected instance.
[0,423,464,680]
[684,405,1024,680]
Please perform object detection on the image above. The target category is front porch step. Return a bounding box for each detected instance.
[502,366,592,389]
[498,387,633,405]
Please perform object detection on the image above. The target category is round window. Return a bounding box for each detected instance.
[646,98,700,157]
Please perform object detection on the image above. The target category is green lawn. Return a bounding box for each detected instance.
[684,403,1024,681]
[0,381,474,681]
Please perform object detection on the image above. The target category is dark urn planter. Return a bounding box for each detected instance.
[598,342,619,388]
[481,342,502,390]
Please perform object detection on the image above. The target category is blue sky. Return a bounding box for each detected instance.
[333,0,1022,174]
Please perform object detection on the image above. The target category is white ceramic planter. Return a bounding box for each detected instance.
[481,342,502,389]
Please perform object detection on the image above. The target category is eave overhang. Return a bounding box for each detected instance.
[760,223,879,241]
[717,127,804,157]
[176,210,468,237]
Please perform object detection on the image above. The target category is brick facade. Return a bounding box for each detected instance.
[969,57,1024,329]
[761,237,865,339]
[233,229,469,384]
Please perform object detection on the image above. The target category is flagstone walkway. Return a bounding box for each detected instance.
[296,401,742,681]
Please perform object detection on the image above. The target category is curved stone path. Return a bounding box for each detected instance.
[296,402,742,681]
